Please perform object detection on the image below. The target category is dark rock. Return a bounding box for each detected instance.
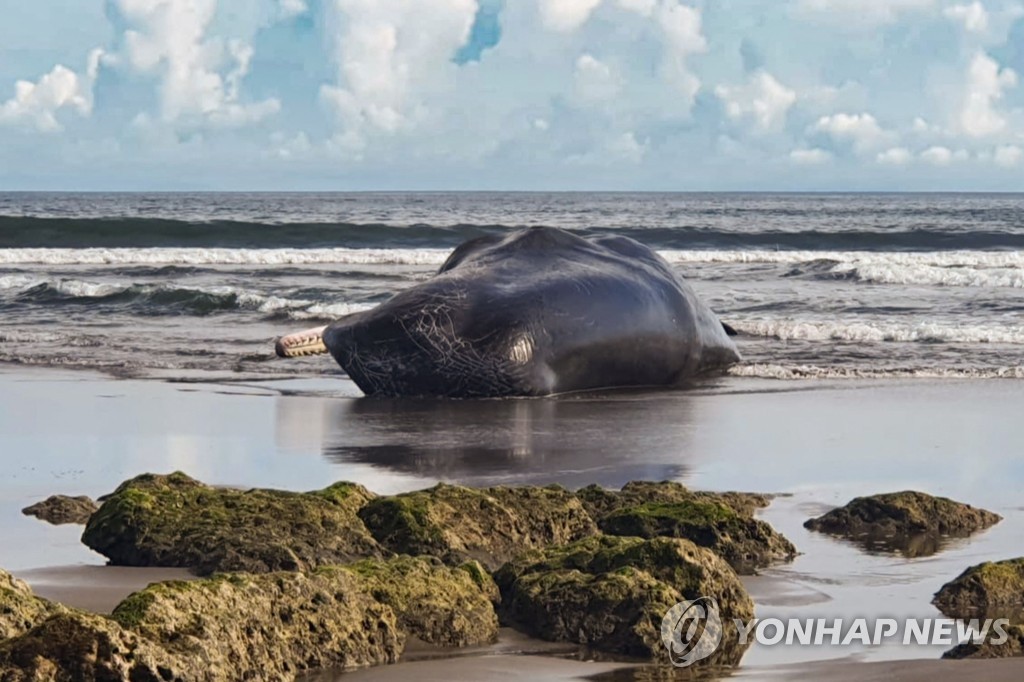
[21,495,98,526]
[805,491,1001,557]
[493,535,754,665]
[358,483,598,570]
[81,472,385,574]
[576,482,792,573]
[933,558,1024,620]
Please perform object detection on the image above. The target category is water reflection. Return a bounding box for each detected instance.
[313,392,700,488]
[812,530,976,559]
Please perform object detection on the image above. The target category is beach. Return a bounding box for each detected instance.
[2,365,1022,679]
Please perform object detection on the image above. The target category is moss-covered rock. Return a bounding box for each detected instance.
[493,535,754,665]
[82,472,385,574]
[944,624,1024,659]
[21,495,98,526]
[358,483,598,570]
[0,611,185,682]
[111,568,403,680]
[341,556,498,647]
[0,570,64,641]
[576,481,773,521]
[599,500,796,573]
[806,491,1000,537]
[575,482,791,574]
[933,558,1024,620]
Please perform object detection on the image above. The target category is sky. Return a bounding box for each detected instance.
[1,0,1024,191]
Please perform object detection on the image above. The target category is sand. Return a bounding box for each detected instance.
[1,365,1022,680]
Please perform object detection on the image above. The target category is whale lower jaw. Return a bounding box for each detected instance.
[275,326,329,358]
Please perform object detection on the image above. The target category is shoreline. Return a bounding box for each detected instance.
[2,365,1022,680]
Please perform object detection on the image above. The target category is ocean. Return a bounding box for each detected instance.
[1,192,1022,381]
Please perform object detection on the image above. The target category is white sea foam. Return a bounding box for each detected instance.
[840,263,1024,288]
[0,248,452,266]
[0,330,66,344]
[659,249,1024,269]
[1,248,1021,289]
[733,319,1024,344]
[730,363,1024,380]
[0,273,374,318]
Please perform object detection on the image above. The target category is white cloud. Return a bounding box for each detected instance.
[921,145,954,165]
[994,144,1022,167]
[790,148,831,164]
[944,2,989,33]
[567,130,648,164]
[608,131,646,162]
[114,0,280,127]
[0,64,93,132]
[279,0,308,17]
[321,0,477,150]
[795,0,935,26]
[812,112,894,152]
[959,51,1018,137]
[877,147,912,165]
[715,70,796,132]
[574,54,621,101]
[615,0,657,15]
[538,0,604,30]
[654,1,707,103]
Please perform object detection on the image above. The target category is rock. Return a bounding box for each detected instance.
[493,535,754,665]
[0,570,64,641]
[358,483,598,570]
[0,611,185,682]
[110,569,403,680]
[21,495,98,526]
[342,556,499,647]
[576,481,773,520]
[805,491,1002,557]
[944,624,1024,659]
[599,500,796,573]
[576,482,792,573]
[0,554,500,680]
[81,472,385,574]
[933,558,1024,620]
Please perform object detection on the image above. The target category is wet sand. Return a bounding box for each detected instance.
[1,365,1022,680]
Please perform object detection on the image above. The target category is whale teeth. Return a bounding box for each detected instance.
[275,325,329,358]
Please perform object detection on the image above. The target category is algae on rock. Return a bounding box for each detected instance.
[341,556,499,647]
[933,558,1024,620]
[82,472,385,574]
[493,535,754,665]
[358,483,598,570]
[0,611,187,682]
[576,482,793,573]
[805,491,1002,557]
[0,570,65,641]
[110,569,404,680]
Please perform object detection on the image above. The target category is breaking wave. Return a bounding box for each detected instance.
[732,319,1024,344]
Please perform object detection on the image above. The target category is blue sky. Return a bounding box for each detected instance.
[1,0,1024,190]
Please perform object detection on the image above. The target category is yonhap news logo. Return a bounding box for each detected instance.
[660,596,724,667]
[661,598,1013,668]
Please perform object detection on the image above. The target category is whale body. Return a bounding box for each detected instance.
[276,226,739,397]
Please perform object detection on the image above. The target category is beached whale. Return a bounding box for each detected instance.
[275,226,739,397]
